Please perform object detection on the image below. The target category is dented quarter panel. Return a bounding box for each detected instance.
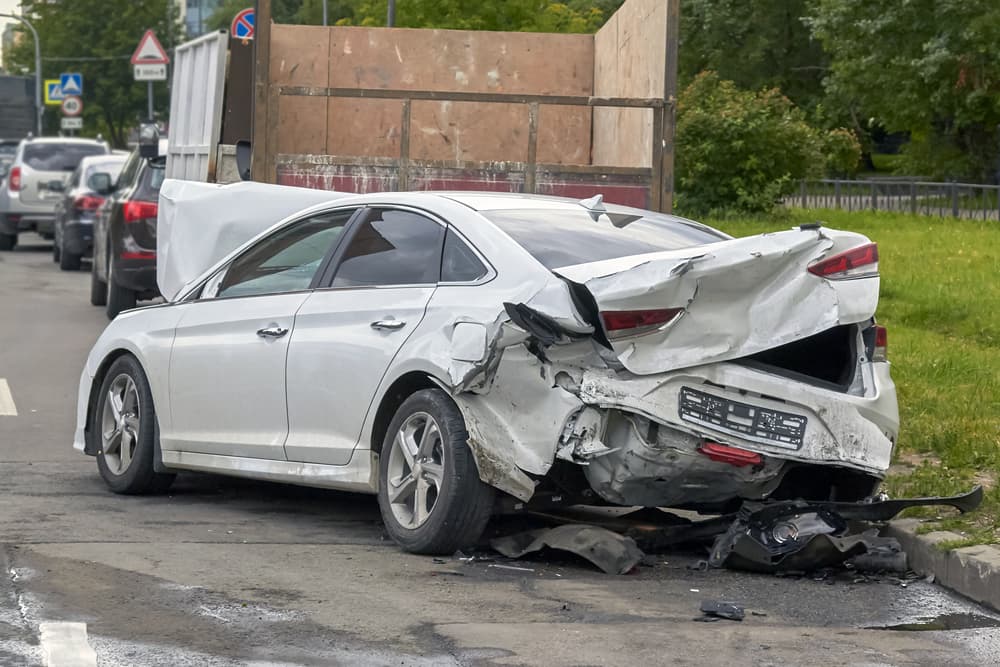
[551,228,879,375]
[578,360,898,475]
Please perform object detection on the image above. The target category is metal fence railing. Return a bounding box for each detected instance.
[789,179,1000,221]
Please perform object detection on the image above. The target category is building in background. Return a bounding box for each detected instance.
[183,0,222,38]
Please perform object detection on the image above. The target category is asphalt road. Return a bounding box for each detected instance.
[2,233,1000,666]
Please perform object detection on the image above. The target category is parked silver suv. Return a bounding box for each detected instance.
[0,137,110,250]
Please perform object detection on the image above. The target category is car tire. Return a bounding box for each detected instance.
[52,238,61,262]
[377,388,494,555]
[59,247,81,271]
[90,260,107,306]
[0,232,15,251]
[93,355,175,495]
[105,260,136,319]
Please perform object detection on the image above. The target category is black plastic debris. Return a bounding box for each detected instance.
[491,524,644,575]
[696,600,745,622]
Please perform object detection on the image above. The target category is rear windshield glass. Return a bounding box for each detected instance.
[136,161,166,201]
[23,143,106,171]
[0,144,17,157]
[84,160,125,184]
[482,207,729,269]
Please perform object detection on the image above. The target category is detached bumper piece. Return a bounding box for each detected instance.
[707,486,983,574]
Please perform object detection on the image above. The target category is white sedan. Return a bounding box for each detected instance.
[75,187,898,554]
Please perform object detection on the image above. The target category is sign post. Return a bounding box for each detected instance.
[131,30,170,121]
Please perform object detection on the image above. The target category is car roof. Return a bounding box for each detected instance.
[25,137,108,145]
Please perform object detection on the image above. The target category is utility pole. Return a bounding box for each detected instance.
[387,0,396,27]
[0,13,42,135]
[322,0,328,26]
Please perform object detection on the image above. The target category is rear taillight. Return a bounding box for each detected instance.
[873,325,888,362]
[601,307,684,340]
[8,166,21,192]
[808,242,878,280]
[123,200,157,223]
[698,441,763,467]
[74,195,104,211]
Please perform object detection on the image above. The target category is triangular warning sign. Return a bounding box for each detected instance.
[131,30,169,65]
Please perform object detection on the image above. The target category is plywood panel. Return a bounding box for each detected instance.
[270,24,330,86]
[276,96,328,155]
[409,101,527,162]
[326,98,403,158]
[537,105,591,165]
[327,27,592,95]
[592,0,667,167]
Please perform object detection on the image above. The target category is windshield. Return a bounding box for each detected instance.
[22,143,106,171]
[482,207,729,269]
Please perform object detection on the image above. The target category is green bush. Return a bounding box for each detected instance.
[676,71,854,215]
[823,128,862,176]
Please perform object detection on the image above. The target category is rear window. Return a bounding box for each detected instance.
[84,160,125,183]
[135,161,166,201]
[0,143,17,157]
[22,143,106,171]
[482,207,729,269]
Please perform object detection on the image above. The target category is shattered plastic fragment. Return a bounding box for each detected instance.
[491,525,644,575]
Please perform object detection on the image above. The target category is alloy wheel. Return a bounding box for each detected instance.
[386,412,445,529]
[100,373,141,475]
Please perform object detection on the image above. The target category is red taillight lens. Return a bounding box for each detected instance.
[123,200,157,223]
[601,308,684,340]
[74,195,105,211]
[873,325,888,362]
[698,441,763,467]
[808,242,879,280]
[8,166,21,192]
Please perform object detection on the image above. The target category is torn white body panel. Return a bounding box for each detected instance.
[157,179,345,301]
[552,228,879,375]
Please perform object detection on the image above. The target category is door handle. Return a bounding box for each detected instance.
[256,326,289,338]
[371,319,406,331]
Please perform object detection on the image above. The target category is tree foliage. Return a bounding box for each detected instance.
[675,71,857,215]
[807,0,1000,181]
[8,0,182,147]
[342,1,607,32]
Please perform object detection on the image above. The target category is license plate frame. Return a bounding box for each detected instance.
[678,386,807,450]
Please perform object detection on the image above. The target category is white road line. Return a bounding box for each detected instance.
[0,378,16,416]
[39,622,97,667]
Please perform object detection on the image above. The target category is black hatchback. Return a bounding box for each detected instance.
[89,143,166,319]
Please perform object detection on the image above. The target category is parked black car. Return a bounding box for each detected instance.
[90,141,166,319]
[52,153,127,270]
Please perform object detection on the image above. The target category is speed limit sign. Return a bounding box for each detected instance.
[61,95,83,117]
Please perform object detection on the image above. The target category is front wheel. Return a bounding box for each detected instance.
[377,389,494,555]
[105,260,136,319]
[93,355,175,494]
[90,257,107,306]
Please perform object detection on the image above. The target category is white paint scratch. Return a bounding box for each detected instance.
[394,44,403,63]
[39,622,97,667]
[0,379,17,416]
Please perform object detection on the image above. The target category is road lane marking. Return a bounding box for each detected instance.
[39,622,97,667]
[0,379,16,416]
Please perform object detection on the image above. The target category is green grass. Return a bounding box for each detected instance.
[871,153,905,173]
[707,208,1000,547]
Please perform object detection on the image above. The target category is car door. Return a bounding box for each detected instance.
[162,208,357,460]
[284,207,445,465]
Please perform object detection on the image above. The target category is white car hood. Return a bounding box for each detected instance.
[157,179,345,301]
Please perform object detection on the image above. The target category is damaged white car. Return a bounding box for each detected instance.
[75,183,898,554]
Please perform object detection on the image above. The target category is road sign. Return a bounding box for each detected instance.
[59,72,83,96]
[131,30,170,65]
[44,80,64,106]
[231,8,254,40]
[60,117,83,131]
[134,64,168,81]
[61,95,83,117]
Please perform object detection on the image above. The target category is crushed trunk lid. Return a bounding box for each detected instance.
[550,227,879,375]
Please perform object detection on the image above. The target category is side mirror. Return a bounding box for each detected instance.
[47,179,65,192]
[235,140,252,181]
[138,122,160,159]
[88,172,113,195]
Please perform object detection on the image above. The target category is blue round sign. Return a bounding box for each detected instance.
[231,8,255,40]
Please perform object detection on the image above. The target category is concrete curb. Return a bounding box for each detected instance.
[886,519,1000,612]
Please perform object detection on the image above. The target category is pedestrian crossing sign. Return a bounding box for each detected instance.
[44,80,64,106]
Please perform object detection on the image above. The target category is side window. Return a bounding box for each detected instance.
[215,209,355,299]
[332,208,444,287]
[115,153,140,191]
[441,229,488,282]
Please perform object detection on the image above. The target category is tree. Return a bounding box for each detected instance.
[808,0,1000,181]
[675,71,857,215]
[9,0,183,147]
[345,0,607,33]
[678,0,829,113]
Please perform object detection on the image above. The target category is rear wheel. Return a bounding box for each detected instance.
[0,232,15,251]
[377,389,494,554]
[90,257,107,306]
[52,236,61,262]
[59,243,82,271]
[93,355,175,494]
[105,259,136,319]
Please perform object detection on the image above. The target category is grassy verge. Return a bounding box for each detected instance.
[707,208,1000,546]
